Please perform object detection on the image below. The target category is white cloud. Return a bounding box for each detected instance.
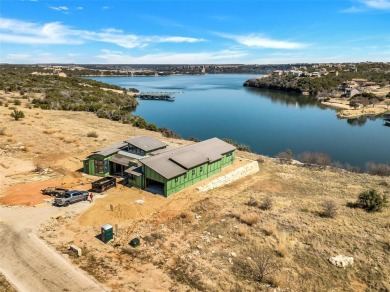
[76,7,83,10]
[102,6,110,10]
[96,49,247,64]
[216,33,307,49]
[342,0,390,12]
[0,19,80,44]
[341,6,365,13]
[49,6,68,11]
[0,18,206,48]
[361,0,390,9]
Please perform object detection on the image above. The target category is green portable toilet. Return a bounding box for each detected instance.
[101,224,113,243]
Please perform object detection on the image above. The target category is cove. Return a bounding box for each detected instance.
[89,74,390,168]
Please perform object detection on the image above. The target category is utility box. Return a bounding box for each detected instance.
[101,224,113,243]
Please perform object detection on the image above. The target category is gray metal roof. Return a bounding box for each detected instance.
[94,142,127,157]
[141,138,236,179]
[170,151,209,169]
[124,166,143,177]
[109,153,134,166]
[125,136,167,152]
[117,150,144,161]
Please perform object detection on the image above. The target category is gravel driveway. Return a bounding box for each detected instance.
[0,203,107,292]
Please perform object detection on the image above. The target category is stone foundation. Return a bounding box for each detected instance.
[197,160,259,192]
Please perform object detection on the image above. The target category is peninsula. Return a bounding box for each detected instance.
[243,62,390,119]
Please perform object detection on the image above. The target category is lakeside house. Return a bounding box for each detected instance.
[83,136,236,196]
[346,88,360,98]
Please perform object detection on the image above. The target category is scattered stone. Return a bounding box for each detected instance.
[40,168,52,175]
[196,245,202,250]
[329,255,354,268]
[69,245,82,257]
[230,252,237,258]
[195,214,202,220]
[134,199,145,205]
[218,235,223,239]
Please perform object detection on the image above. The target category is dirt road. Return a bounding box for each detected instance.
[0,203,107,292]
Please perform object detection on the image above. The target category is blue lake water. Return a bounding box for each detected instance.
[90,74,390,168]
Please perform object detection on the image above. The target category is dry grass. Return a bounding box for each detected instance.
[179,210,195,224]
[63,136,77,143]
[239,213,259,226]
[237,224,249,237]
[263,224,277,236]
[43,128,59,134]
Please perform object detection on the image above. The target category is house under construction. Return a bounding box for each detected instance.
[83,136,236,196]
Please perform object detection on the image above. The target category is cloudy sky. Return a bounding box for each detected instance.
[1,0,389,64]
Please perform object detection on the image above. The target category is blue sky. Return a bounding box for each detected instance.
[0,0,389,64]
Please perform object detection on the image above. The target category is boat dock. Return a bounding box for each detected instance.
[383,113,390,126]
[136,91,182,101]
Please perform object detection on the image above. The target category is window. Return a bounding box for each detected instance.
[226,152,232,157]
[184,174,187,179]
[175,177,178,182]
[94,160,104,174]
[192,169,195,176]
[200,166,203,172]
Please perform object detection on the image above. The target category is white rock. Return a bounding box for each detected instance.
[134,199,145,204]
[230,252,237,257]
[329,255,354,268]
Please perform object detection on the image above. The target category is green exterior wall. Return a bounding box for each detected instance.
[127,175,143,189]
[144,151,235,197]
[84,154,113,177]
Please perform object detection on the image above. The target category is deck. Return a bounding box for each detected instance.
[136,91,182,101]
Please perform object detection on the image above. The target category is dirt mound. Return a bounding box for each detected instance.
[0,177,91,206]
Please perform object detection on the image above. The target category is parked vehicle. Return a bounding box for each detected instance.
[54,190,89,207]
[42,187,68,197]
[91,176,116,193]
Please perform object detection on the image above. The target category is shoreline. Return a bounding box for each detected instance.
[321,100,389,118]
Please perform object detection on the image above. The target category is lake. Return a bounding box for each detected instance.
[90,74,390,168]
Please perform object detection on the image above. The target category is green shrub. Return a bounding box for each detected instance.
[10,109,25,121]
[276,149,294,160]
[14,99,21,105]
[146,123,158,131]
[159,127,181,139]
[356,189,388,212]
[260,196,273,210]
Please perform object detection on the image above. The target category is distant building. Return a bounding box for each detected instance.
[346,88,360,98]
[352,78,368,86]
[272,70,283,76]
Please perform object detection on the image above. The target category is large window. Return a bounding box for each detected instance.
[94,160,104,174]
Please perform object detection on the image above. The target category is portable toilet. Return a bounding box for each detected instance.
[101,224,113,243]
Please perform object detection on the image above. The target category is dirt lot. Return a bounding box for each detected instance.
[1,93,389,291]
